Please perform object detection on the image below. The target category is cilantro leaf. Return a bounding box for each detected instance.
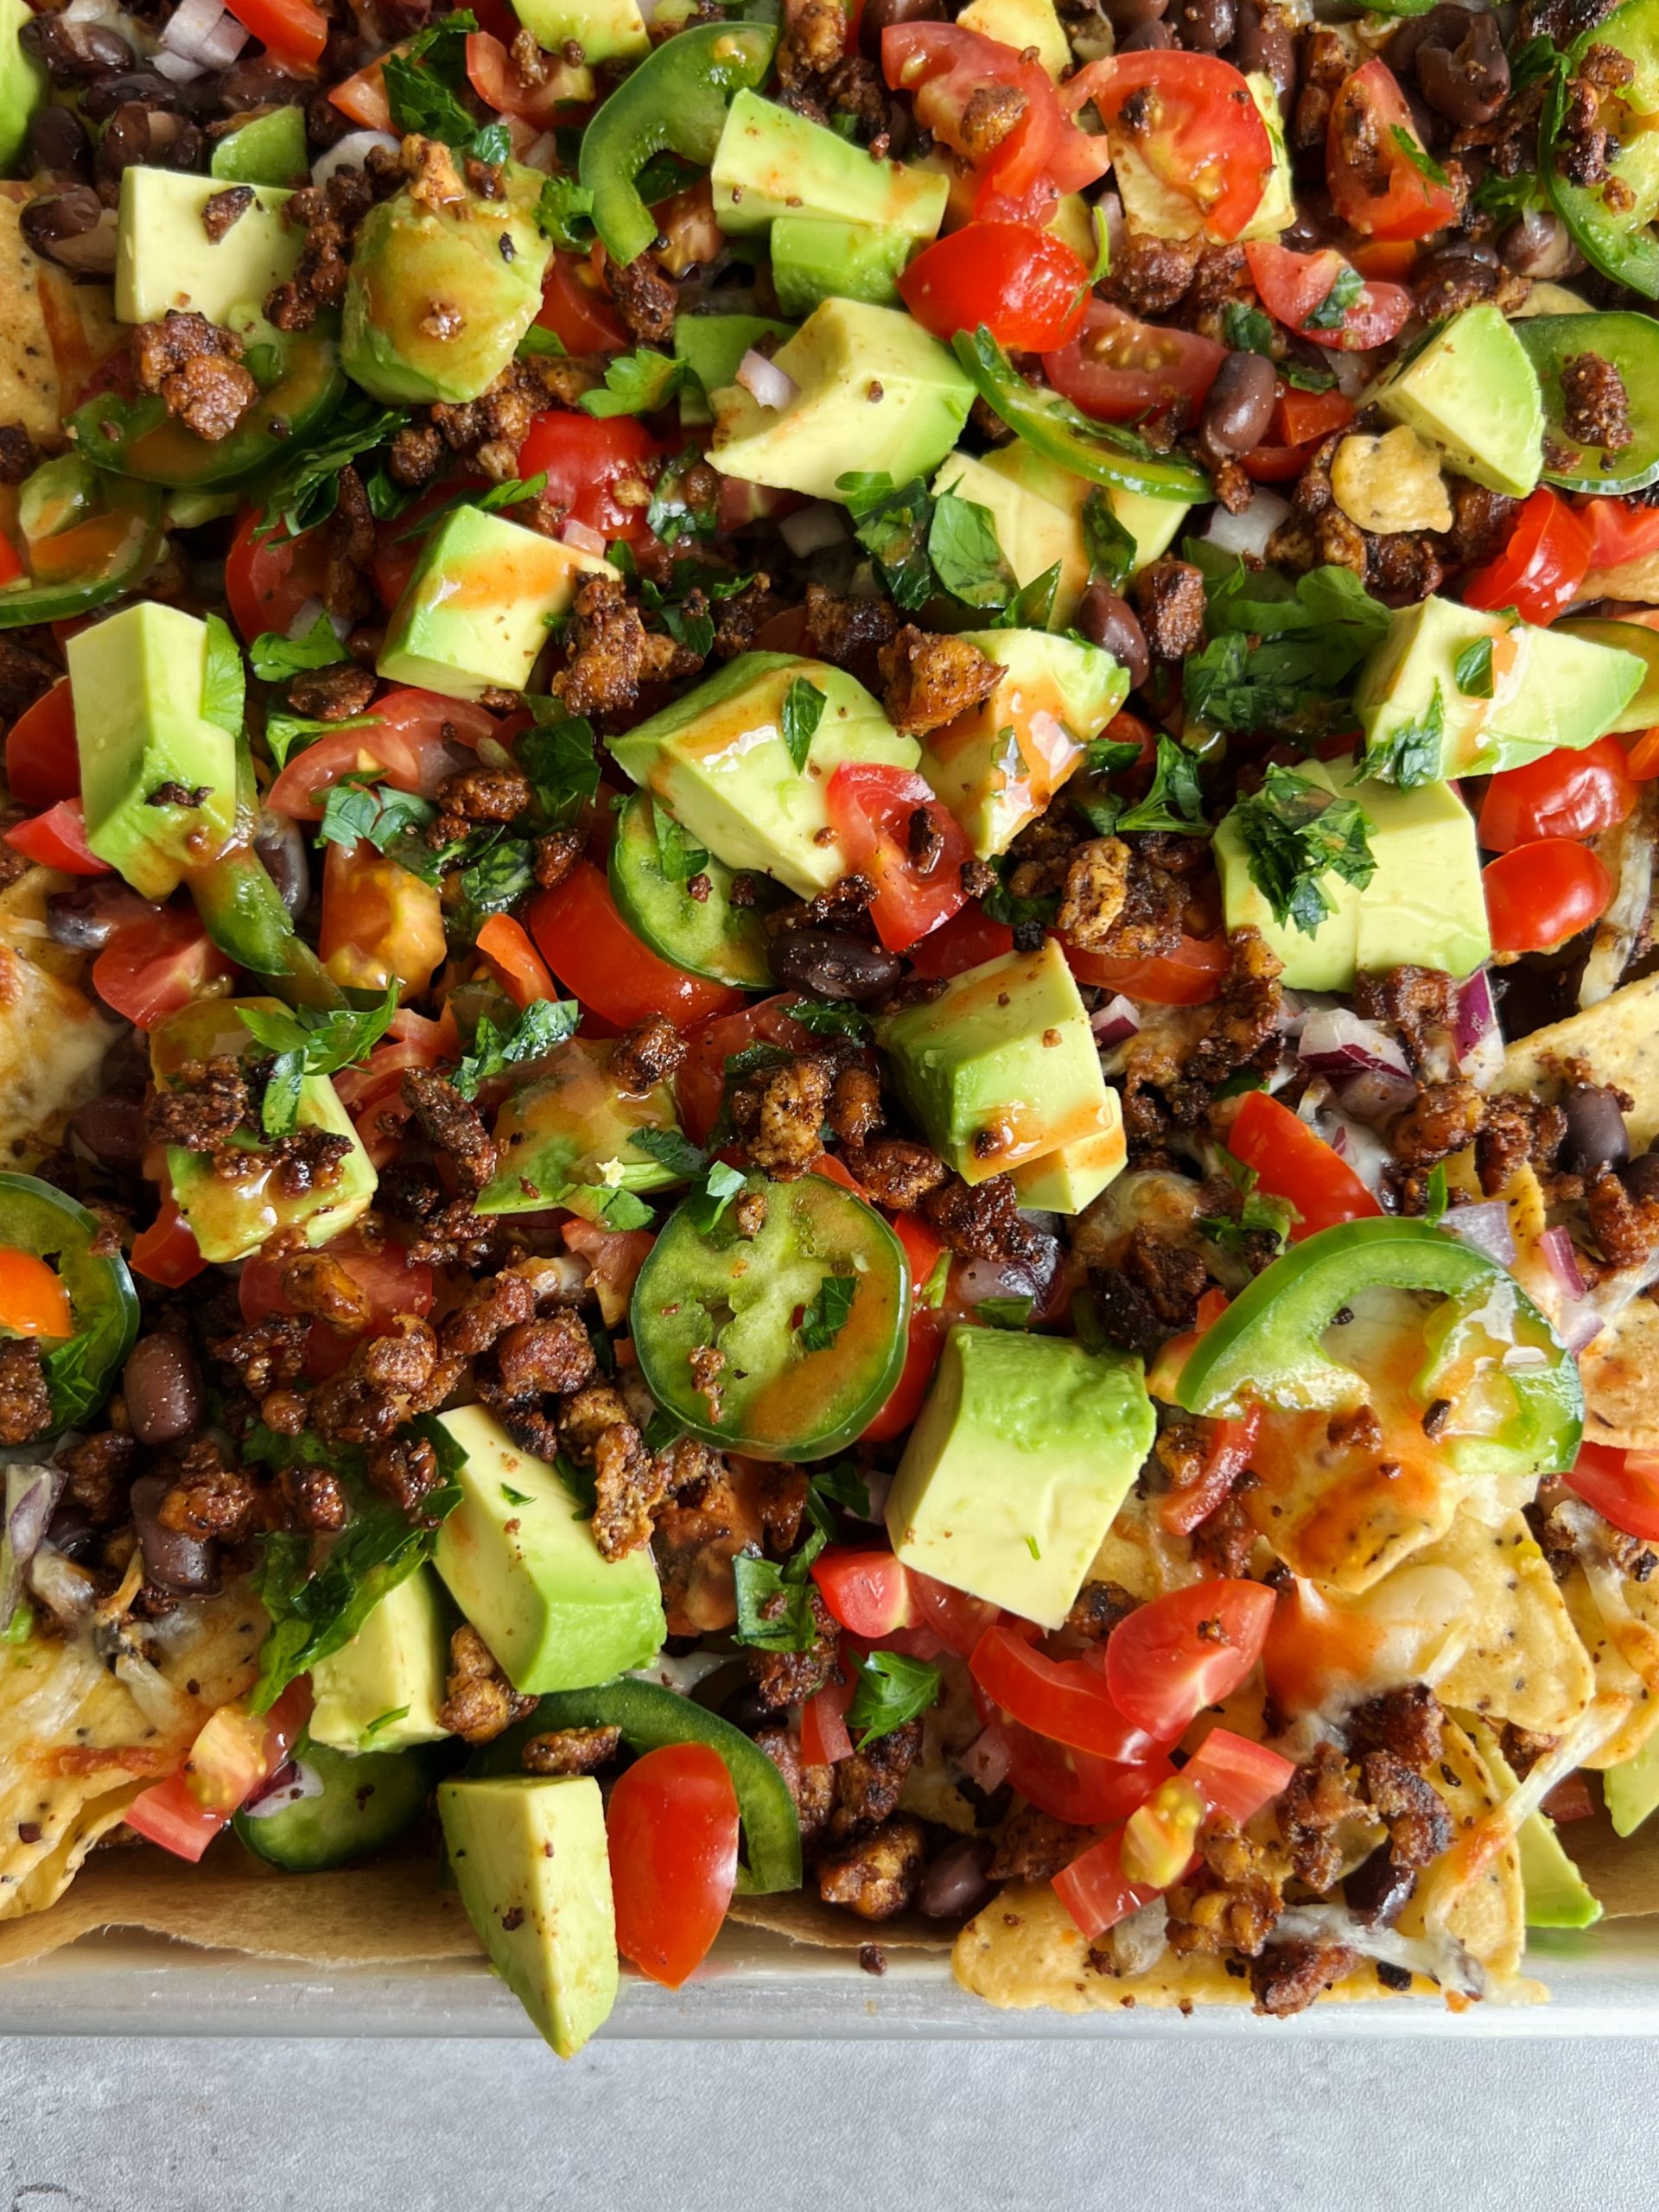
[566,1183,656,1230]
[1083,733,1207,836]
[1303,260,1366,332]
[453,998,580,1099]
[250,614,346,683]
[846,1648,941,1744]
[240,984,401,1135]
[789,998,873,1042]
[1183,552,1391,734]
[257,397,410,539]
[926,490,1014,609]
[1198,1154,1294,1258]
[1361,681,1446,788]
[1222,300,1276,356]
[381,11,503,165]
[1081,486,1137,594]
[732,1554,819,1650]
[1390,124,1451,192]
[782,676,826,772]
[1454,636,1494,698]
[688,1158,747,1232]
[391,473,547,543]
[995,560,1062,631]
[645,447,720,545]
[200,614,245,738]
[536,171,594,250]
[837,471,935,609]
[800,1273,857,1351]
[518,705,600,821]
[317,775,437,856]
[580,348,684,420]
[1230,764,1376,936]
[976,1294,1034,1330]
[627,1125,710,1179]
[652,801,709,883]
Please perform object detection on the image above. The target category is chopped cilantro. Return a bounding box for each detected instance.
[1454,636,1494,699]
[927,490,1014,609]
[847,1647,941,1744]
[239,984,400,1136]
[782,676,827,772]
[250,614,346,683]
[800,1273,857,1352]
[1361,681,1446,788]
[453,998,580,1099]
[1230,763,1376,936]
[580,347,685,420]
[1303,261,1366,333]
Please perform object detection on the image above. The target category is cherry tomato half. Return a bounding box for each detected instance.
[1060,52,1274,242]
[1104,1580,1277,1742]
[92,910,233,1031]
[1065,932,1230,1007]
[1244,240,1412,352]
[1326,60,1460,241]
[225,509,332,644]
[5,678,77,807]
[1566,1442,1659,1544]
[1478,737,1637,851]
[4,797,108,874]
[1228,1088,1382,1236]
[972,1624,1164,1760]
[899,222,1090,351]
[607,1742,740,1988]
[1462,486,1592,628]
[530,860,746,1028]
[517,410,661,543]
[1043,297,1224,425]
[824,762,971,951]
[1483,839,1614,952]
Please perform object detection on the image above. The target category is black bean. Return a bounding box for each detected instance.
[124,1334,205,1446]
[1618,1149,1659,1205]
[859,0,944,62]
[1119,19,1173,48]
[1344,1846,1414,1928]
[1168,0,1235,50]
[918,1838,995,1919]
[29,105,92,181]
[770,927,900,1003]
[97,103,201,181]
[1412,9,1509,126]
[130,1473,219,1596]
[1200,349,1278,457]
[718,1681,774,1735]
[20,13,134,80]
[68,1096,148,1169]
[99,1027,152,1100]
[1102,0,1168,29]
[1074,585,1151,690]
[47,889,119,954]
[256,810,311,918]
[1498,208,1584,280]
[20,188,117,276]
[79,70,183,123]
[219,56,310,110]
[1560,1084,1631,1178]
[306,86,356,150]
[1228,0,1295,103]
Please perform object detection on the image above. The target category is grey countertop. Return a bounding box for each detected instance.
[6,2032,1658,2210]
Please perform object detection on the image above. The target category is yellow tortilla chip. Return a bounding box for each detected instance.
[0,935,118,1164]
[1558,1561,1659,1770]
[1421,1511,1596,1737]
[1580,1298,1659,1452]
[1494,972,1659,1151]
[0,183,120,446]
[1088,1488,1205,1602]
[1581,550,1659,605]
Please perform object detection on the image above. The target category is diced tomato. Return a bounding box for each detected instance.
[1566,1441,1659,1543]
[823,763,970,951]
[1349,238,1419,281]
[1483,839,1613,953]
[1583,495,1659,573]
[265,728,418,823]
[988,1707,1174,1825]
[183,1703,274,1815]
[811,1549,914,1638]
[1228,1088,1382,1236]
[225,509,332,643]
[909,1569,1002,1659]
[1157,1408,1260,1536]
[530,861,745,1030]
[320,836,448,999]
[970,1624,1163,1761]
[536,250,629,356]
[93,910,233,1030]
[905,906,1014,981]
[130,1197,205,1288]
[1105,1580,1276,1742]
[476,912,559,1009]
[1061,53,1274,242]
[1463,487,1594,627]
[221,0,326,67]
[1478,737,1637,851]
[465,29,582,128]
[1326,60,1460,240]
[517,409,663,545]
[861,1212,950,1441]
[1541,1776,1595,1823]
[885,23,1109,225]
[1043,297,1224,426]
[562,1217,654,1325]
[0,1247,73,1338]
[1244,240,1412,352]
[5,678,77,807]
[5,797,109,875]
[607,1742,740,1988]
[1275,388,1357,447]
[239,1231,433,1337]
[801,1674,855,1766]
[1628,728,1659,780]
[0,529,22,588]
[1145,1285,1229,1404]
[125,1681,311,1863]
[676,995,817,1145]
[898,222,1090,351]
[122,1772,232,1862]
[1065,931,1230,1007]
[1182,1726,1296,1826]
[1052,1827,1160,1940]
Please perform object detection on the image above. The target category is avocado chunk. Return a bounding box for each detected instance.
[711,89,948,239]
[887,1325,1156,1626]
[957,0,1070,76]
[880,938,1121,1194]
[932,453,1088,629]
[440,1775,619,2057]
[149,998,377,1263]
[432,1404,665,1693]
[916,626,1128,858]
[675,312,796,428]
[476,1035,687,1217]
[1006,1104,1126,1214]
[68,601,238,901]
[342,167,552,406]
[608,652,919,896]
[377,506,613,702]
[210,105,308,188]
[1605,1722,1659,1837]
[1466,1720,1601,1929]
[116,168,299,326]
[308,1566,451,1754]
[1215,756,1491,988]
[771,215,919,317]
[710,299,974,502]
[1356,595,1644,778]
[0,0,47,175]
[512,0,646,63]
[1372,303,1545,499]
[1111,73,1291,244]
[979,442,1192,579]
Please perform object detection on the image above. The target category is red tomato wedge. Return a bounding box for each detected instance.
[1244,240,1411,351]
[1484,840,1613,952]
[466,29,582,128]
[677,995,817,1144]
[1062,53,1274,242]
[124,1681,311,1863]
[1066,932,1230,1007]
[1052,1827,1160,1940]
[93,911,234,1030]
[802,1675,855,1766]
[1326,60,1460,240]
[1566,1443,1659,1544]
[1584,494,1659,571]
[1044,298,1225,425]
[987,1709,1174,1824]
[536,250,629,354]
[1228,1088,1382,1236]
[811,1549,915,1637]
[1463,486,1593,626]
[1157,1409,1260,1536]
[906,907,1014,980]
[1105,1582,1276,1741]
[130,1197,205,1288]
[225,510,332,643]
[518,407,663,543]
[861,1211,950,1442]
[909,1569,1002,1659]
[1478,738,1637,850]
[5,678,76,806]
[823,762,970,951]
[5,797,108,874]
[530,861,746,1028]
[1182,1726,1296,1825]
[607,1743,741,1988]
[476,912,558,1008]
[970,1624,1163,1762]
[0,1247,73,1338]
[898,223,1089,351]
[222,0,326,67]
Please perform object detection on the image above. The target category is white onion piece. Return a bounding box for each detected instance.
[1540,1224,1587,1300]
[735,347,798,410]
[1111,1899,1169,1976]
[519,130,560,174]
[312,130,401,192]
[1090,992,1140,1045]
[1336,1066,1418,1124]
[1202,486,1290,559]
[1330,348,1374,399]
[284,594,349,643]
[242,1758,327,1820]
[26,1544,97,1631]
[779,501,846,557]
[151,47,207,79]
[624,1649,730,1695]
[1445,1200,1516,1268]
[162,0,248,67]
[560,517,608,557]
[1298,1007,1412,1082]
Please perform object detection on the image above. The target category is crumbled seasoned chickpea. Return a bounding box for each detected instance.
[1329,427,1453,536]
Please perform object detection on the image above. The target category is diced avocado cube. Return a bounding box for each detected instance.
[308,1567,451,1755]
[880,938,1116,1187]
[609,652,919,897]
[675,313,797,428]
[916,626,1127,859]
[342,168,552,406]
[210,105,308,188]
[1372,302,1545,499]
[957,0,1070,76]
[0,0,47,174]
[711,299,973,503]
[69,601,238,901]
[377,506,613,702]
[1356,594,1644,779]
[771,215,918,317]
[1467,1720,1601,1929]
[979,442,1191,578]
[150,997,377,1263]
[1006,1098,1126,1215]
[476,1036,686,1217]
[433,1404,665,1693]
[512,0,647,63]
[1111,73,1290,244]
[1216,756,1491,988]
[439,1775,618,2056]
[932,453,1088,630]
[711,89,948,239]
[115,168,299,326]
[1605,1721,1659,1838]
[887,1325,1156,1627]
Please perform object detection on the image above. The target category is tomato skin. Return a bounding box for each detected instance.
[1156,1408,1260,1536]
[475,912,559,1008]
[1584,495,1659,571]
[0,1247,73,1338]
[1052,1827,1160,1940]
[1182,1726,1296,1825]
[988,1708,1174,1824]
[970,1624,1164,1761]
[1483,839,1613,953]
[93,911,233,1030]
[222,0,326,66]
[899,223,1090,351]
[5,797,109,874]
[130,1197,205,1288]
[1104,1580,1277,1741]
[1566,1442,1659,1544]
[801,1675,855,1765]
[1327,60,1460,240]
[5,678,76,806]
[811,1549,915,1637]
[884,23,1108,224]
[466,29,575,127]
[909,1569,1001,1658]
[226,510,331,644]
[1275,388,1356,448]
[823,763,971,951]
[1229,1088,1382,1236]
[518,408,661,543]
[861,1212,949,1440]
[905,907,1014,981]
[124,1681,310,1864]
[1244,240,1411,351]
[1060,53,1274,242]
[1478,738,1637,851]
[530,861,745,1029]
[607,1743,740,1988]
[537,251,628,355]
[677,995,815,1144]
[320,836,448,998]
[1065,932,1230,1007]
[1043,298,1225,426]
[1463,487,1593,627]
[267,687,493,822]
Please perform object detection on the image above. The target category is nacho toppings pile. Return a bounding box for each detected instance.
[9,0,1659,2056]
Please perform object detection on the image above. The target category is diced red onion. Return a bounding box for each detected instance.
[242,1758,327,1820]
[1445,1200,1516,1267]
[0,1464,64,1628]
[779,502,846,558]
[1541,1224,1586,1300]
[1202,486,1291,561]
[1090,993,1140,1045]
[25,1543,96,1631]
[1274,988,1311,1039]
[313,130,400,192]
[1453,969,1504,1089]
[735,348,798,410]
[559,517,608,558]
[958,1726,1012,1793]
[161,0,248,68]
[1298,1007,1413,1083]
[1336,1067,1419,1124]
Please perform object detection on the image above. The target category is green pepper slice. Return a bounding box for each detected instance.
[1177,1217,1582,1478]
[950,326,1211,504]
[469,1678,803,1894]
[0,457,162,632]
[579,18,779,268]
[1559,615,1659,730]
[188,743,344,1010]
[0,1173,139,1433]
[1515,312,1659,494]
[1542,0,1659,297]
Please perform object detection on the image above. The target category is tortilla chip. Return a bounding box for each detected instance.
[1581,551,1659,605]
[1580,1297,1659,1452]
[1088,1489,1204,1601]
[1558,1563,1659,1769]
[1495,973,1659,1151]
[0,937,117,1163]
[0,184,120,446]
[1421,1511,1596,1736]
